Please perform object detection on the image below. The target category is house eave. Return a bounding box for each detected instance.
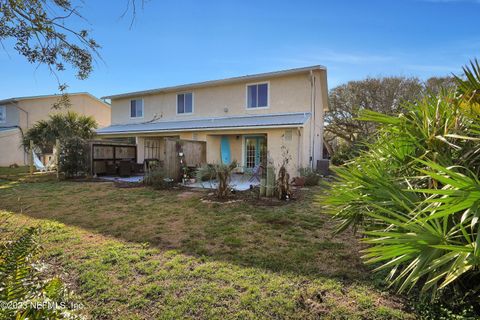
[96,124,305,136]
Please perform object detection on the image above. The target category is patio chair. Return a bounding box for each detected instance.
[106,162,117,175]
[248,164,263,182]
[131,162,144,174]
[119,160,132,177]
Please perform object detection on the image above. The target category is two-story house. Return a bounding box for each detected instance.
[0,93,111,167]
[97,66,328,174]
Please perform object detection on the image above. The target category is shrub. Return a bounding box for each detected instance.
[59,137,88,178]
[276,164,291,200]
[196,164,217,181]
[196,161,237,198]
[330,142,367,166]
[322,60,480,313]
[298,167,320,186]
[0,226,82,319]
[144,166,169,189]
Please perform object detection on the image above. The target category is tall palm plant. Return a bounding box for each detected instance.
[323,60,480,310]
[22,111,97,152]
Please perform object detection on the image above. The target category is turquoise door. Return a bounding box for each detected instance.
[245,136,266,168]
[220,136,231,164]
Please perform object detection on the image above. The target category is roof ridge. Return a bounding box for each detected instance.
[0,92,110,108]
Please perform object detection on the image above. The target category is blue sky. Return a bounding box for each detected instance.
[0,0,479,99]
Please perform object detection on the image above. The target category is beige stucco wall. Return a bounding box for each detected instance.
[16,94,111,131]
[0,128,25,166]
[0,93,111,167]
[112,126,306,177]
[110,71,326,124]
[107,70,327,170]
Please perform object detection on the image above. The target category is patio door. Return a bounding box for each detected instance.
[244,136,266,169]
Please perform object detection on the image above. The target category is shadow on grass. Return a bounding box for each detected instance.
[0,179,369,282]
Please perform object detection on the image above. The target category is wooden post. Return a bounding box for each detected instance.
[266,166,275,197]
[55,139,60,180]
[260,177,266,197]
[29,140,34,175]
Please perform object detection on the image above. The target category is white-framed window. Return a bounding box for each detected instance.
[246,82,269,109]
[177,92,193,114]
[130,99,143,118]
[0,105,6,123]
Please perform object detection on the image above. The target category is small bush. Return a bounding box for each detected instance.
[0,226,82,319]
[330,142,367,166]
[196,164,217,181]
[196,162,237,198]
[59,137,88,178]
[298,167,320,186]
[144,166,169,189]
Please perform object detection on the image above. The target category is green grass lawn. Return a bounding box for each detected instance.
[0,170,415,319]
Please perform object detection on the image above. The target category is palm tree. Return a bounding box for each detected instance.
[23,111,97,152]
[323,60,480,312]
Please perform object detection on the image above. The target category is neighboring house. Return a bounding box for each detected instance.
[0,93,111,167]
[97,66,328,175]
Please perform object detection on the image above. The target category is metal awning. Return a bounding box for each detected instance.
[96,112,311,135]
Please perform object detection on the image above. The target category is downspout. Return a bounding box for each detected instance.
[309,71,316,169]
[14,102,30,165]
[297,127,302,171]
[11,102,29,129]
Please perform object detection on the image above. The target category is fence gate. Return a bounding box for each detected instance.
[163,138,206,181]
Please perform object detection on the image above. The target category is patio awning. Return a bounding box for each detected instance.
[96,112,311,135]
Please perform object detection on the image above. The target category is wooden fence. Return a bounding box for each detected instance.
[164,138,207,180]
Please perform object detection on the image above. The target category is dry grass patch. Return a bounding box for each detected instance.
[0,173,416,319]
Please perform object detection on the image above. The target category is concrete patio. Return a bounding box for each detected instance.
[99,175,144,183]
[97,173,259,191]
[185,173,260,191]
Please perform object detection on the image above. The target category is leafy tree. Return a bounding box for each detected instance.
[424,76,457,95]
[325,77,424,148]
[322,60,480,315]
[0,0,99,80]
[23,111,97,152]
[0,0,142,83]
[324,76,458,162]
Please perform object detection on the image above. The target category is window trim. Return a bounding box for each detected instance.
[176,92,194,115]
[0,105,6,123]
[245,81,270,110]
[129,98,144,119]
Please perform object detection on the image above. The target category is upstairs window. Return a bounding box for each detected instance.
[247,83,268,108]
[177,92,193,114]
[0,105,5,123]
[130,99,143,118]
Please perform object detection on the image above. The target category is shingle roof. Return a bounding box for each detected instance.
[96,112,311,135]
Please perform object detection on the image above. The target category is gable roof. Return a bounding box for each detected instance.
[96,112,311,135]
[0,92,110,108]
[102,65,326,100]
